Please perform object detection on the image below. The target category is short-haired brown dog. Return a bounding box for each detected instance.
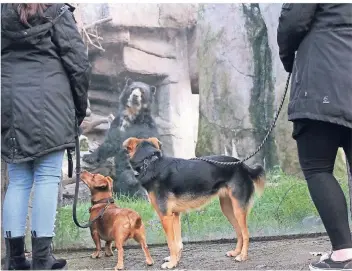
[80,170,154,270]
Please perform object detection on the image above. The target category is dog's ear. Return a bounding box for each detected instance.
[122,137,136,151]
[148,137,162,150]
[150,86,156,95]
[95,178,109,189]
[122,137,140,157]
[106,176,114,187]
[105,176,114,189]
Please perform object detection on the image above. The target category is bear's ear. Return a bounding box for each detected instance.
[125,77,133,87]
[150,86,156,95]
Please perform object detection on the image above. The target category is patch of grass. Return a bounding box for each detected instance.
[54,169,349,249]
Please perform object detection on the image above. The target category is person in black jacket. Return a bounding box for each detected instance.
[277,3,352,271]
[1,3,91,270]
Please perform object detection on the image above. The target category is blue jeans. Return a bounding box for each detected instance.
[3,150,65,238]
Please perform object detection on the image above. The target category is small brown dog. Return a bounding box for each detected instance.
[80,170,154,270]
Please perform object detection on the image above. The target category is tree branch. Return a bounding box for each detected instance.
[83,17,112,30]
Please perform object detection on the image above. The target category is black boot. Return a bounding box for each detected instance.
[31,234,67,270]
[3,236,31,270]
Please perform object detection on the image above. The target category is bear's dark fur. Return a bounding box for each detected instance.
[82,80,159,196]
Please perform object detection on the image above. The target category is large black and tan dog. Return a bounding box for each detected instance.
[122,137,265,269]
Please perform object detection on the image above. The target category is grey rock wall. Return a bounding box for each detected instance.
[196,3,301,174]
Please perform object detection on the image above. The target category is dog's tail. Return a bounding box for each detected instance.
[134,217,142,229]
[244,163,265,197]
[129,214,143,229]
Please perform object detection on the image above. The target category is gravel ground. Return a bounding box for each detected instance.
[53,235,330,270]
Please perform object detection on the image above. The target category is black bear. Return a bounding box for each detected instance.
[82,79,159,196]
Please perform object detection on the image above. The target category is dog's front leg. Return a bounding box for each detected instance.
[164,213,183,263]
[90,226,102,259]
[160,215,178,269]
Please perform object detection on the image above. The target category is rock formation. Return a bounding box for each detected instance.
[196,3,301,175]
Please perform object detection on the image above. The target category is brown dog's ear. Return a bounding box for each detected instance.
[95,178,109,189]
[105,176,114,190]
[148,137,162,150]
[106,176,113,188]
[106,176,114,184]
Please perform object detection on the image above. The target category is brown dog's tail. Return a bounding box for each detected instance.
[128,214,143,229]
[134,217,142,229]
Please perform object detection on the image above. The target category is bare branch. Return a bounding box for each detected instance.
[87,32,103,41]
[83,17,112,30]
[82,27,105,52]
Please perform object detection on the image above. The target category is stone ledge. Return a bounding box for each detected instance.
[129,34,176,59]
[123,46,177,79]
[85,4,198,29]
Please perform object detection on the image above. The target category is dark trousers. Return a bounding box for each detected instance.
[293,119,352,250]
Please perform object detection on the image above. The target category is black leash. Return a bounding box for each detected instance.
[190,73,292,166]
[71,124,89,228]
[68,121,97,228]
[70,122,115,228]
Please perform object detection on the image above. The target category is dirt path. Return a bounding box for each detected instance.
[56,236,330,270]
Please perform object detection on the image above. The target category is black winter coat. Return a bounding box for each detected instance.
[1,3,91,163]
[277,4,352,129]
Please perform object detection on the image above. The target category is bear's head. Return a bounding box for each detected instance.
[119,80,156,114]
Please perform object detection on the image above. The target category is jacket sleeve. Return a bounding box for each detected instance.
[51,5,92,125]
[277,4,318,73]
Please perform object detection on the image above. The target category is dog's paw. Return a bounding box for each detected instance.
[146,258,154,266]
[105,251,114,257]
[91,251,101,259]
[226,250,241,258]
[161,261,177,269]
[163,256,170,262]
[234,253,248,262]
[115,263,124,270]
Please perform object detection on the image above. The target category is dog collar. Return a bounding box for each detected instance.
[91,197,114,206]
[89,197,114,218]
[138,155,159,176]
